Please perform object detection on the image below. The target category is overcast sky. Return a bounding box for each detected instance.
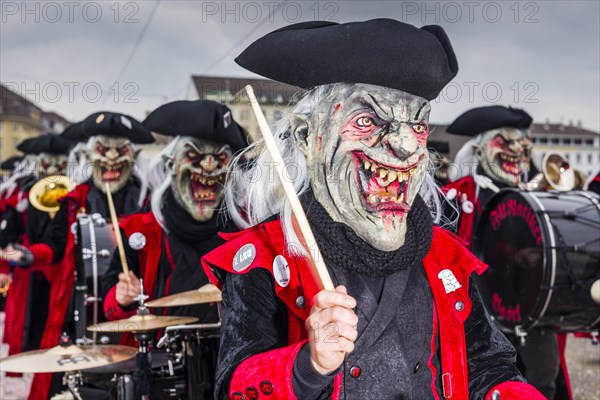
[1,0,599,132]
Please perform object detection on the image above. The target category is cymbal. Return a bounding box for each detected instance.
[87,314,198,333]
[0,344,137,373]
[146,284,222,308]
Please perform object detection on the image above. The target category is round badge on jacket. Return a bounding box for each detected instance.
[273,255,290,288]
[128,232,146,250]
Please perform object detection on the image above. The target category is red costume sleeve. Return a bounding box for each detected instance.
[485,381,546,400]
[103,285,137,321]
[228,340,307,399]
[27,243,54,267]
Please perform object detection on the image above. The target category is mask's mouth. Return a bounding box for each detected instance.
[497,153,521,176]
[98,161,129,182]
[354,152,420,212]
[188,171,225,203]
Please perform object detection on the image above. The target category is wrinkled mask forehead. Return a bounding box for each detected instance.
[172,137,231,166]
[480,127,525,144]
[93,135,132,150]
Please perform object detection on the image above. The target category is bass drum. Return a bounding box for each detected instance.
[474,189,600,333]
[72,212,118,344]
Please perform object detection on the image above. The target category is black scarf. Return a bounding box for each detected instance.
[302,191,433,277]
[158,190,233,313]
[85,178,141,216]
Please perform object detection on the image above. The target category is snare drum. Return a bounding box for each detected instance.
[474,189,600,334]
[72,213,118,343]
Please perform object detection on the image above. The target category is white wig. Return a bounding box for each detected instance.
[0,155,38,199]
[451,136,480,181]
[225,85,452,256]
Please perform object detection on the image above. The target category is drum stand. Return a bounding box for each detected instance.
[133,280,153,400]
[62,371,84,400]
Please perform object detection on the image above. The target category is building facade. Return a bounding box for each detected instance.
[0,84,70,162]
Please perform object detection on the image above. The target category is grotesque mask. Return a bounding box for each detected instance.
[89,135,136,193]
[167,137,232,222]
[36,152,68,178]
[475,128,527,186]
[521,133,534,176]
[292,83,431,251]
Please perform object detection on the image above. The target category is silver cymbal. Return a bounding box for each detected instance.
[146,284,222,308]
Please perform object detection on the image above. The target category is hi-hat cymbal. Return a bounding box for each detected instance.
[0,344,137,373]
[146,284,222,308]
[87,314,198,333]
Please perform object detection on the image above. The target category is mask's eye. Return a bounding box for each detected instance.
[356,116,374,128]
[95,143,106,153]
[412,123,428,134]
[217,152,228,162]
[119,146,131,156]
[40,160,49,169]
[187,150,199,159]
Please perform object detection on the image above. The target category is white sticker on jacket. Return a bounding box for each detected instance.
[233,244,256,272]
[129,232,147,250]
[438,269,462,293]
[273,255,290,287]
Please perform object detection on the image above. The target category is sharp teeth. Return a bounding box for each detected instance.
[370,163,377,172]
[364,160,371,170]
[368,194,380,205]
[409,168,416,176]
[398,192,405,203]
[387,171,397,181]
[379,169,388,178]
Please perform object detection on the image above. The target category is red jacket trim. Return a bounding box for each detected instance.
[485,381,545,400]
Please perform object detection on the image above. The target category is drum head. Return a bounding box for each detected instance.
[474,190,548,332]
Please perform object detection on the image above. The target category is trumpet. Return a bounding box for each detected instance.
[28,175,75,218]
[526,152,575,192]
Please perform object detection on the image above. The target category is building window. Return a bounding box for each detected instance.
[562,138,571,146]
[550,138,559,145]
[576,153,581,163]
[564,153,570,161]
[574,138,582,145]
[539,138,548,144]
[584,139,594,146]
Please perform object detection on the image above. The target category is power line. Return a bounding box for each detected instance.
[103,0,161,104]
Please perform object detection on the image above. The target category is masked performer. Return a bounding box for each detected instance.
[0,112,154,399]
[442,106,534,246]
[0,134,72,366]
[444,107,574,399]
[101,100,247,345]
[200,20,544,400]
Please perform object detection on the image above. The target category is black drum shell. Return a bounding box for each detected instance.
[474,189,600,333]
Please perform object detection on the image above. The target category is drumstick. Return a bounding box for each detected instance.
[105,182,130,276]
[244,85,334,291]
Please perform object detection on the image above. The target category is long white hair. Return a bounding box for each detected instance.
[224,84,450,256]
[0,155,37,199]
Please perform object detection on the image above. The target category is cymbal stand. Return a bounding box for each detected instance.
[63,371,83,400]
[133,279,152,400]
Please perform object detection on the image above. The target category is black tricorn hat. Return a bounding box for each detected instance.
[1,156,24,171]
[17,133,74,155]
[447,106,533,136]
[60,121,86,142]
[142,100,248,151]
[235,19,458,100]
[81,111,155,144]
[427,140,450,154]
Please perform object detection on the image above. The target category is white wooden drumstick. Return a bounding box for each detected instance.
[245,85,334,291]
[105,182,130,276]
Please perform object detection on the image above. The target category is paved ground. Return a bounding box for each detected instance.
[565,334,600,400]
